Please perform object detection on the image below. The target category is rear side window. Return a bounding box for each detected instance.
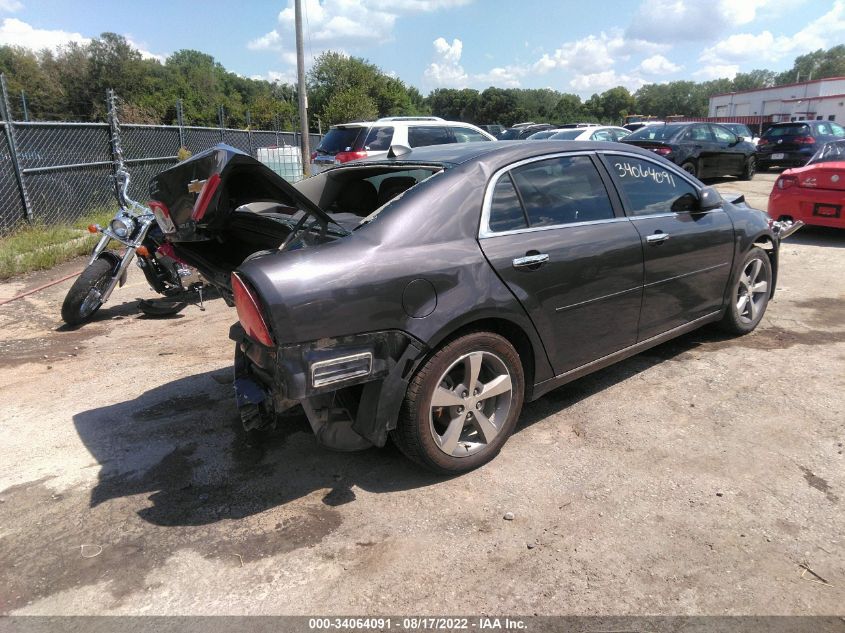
[408,126,452,147]
[452,127,490,143]
[550,130,583,140]
[683,125,714,141]
[591,129,614,141]
[488,175,528,232]
[831,123,845,137]
[318,127,365,154]
[509,156,614,227]
[364,126,394,151]
[606,155,698,217]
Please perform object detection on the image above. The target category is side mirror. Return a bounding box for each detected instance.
[699,186,722,211]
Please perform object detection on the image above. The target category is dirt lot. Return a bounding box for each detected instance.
[0,171,843,616]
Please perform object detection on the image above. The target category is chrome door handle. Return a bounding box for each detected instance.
[512,253,549,268]
[646,232,670,244]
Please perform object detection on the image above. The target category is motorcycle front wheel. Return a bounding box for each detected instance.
[61,258,114,325]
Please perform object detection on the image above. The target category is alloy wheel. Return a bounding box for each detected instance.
[429,350,513,457]
[736,257,768,324]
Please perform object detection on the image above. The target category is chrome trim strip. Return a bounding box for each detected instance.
[644,262,729,288]
[555,285,641,312]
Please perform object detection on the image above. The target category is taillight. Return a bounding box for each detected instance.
[334,150,368,164]
[310,151,317,162]
[651,147,672,156]
[231,272,274,347]
[190,172,221,222]
[795,136,816,145]
[776,175,798,190]
[757,138,770,147]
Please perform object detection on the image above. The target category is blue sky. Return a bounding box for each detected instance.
[0,0,843,97]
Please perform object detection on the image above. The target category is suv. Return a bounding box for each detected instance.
[757,120,845,170]
[497,123,556,140]
[310,117,495,173]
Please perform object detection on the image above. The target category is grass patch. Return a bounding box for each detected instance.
[0,208,116,280]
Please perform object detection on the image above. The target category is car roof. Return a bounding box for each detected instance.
[353,139,662,168]
[332,119,485,129]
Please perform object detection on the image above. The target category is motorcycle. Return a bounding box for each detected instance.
[60,170,205,326]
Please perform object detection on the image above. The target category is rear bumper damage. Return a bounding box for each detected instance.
[230,325,427,451]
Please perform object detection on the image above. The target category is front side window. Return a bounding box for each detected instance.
[364,126,394,151]
[408,126,452,147]
[684,125,714,142]
[830,122,845,137]
[711,125,736,142]
[498,155,614,228]
[605,155,699,217]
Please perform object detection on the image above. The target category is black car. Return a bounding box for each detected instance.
[756,120,845,171]
[622,122,757,180]
[498,124,556,140]
[149,142,796,474]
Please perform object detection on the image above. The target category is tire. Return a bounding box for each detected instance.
[391,331,525,474]
[718,247,772,335]
[61,258,114,326]
[739,156,755,181]
[681,161,697,178]
[137,298,188,317]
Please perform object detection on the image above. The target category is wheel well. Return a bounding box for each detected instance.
[753,235,778,298]
[434,318,536,398]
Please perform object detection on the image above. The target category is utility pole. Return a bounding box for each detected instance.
[295,0,311,176]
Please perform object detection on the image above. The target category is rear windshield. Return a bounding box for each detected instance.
[809,140,845,165]
[549,130,583,140]
[763,124,810,137]
[316,127,366,154]
[625,124,685,141]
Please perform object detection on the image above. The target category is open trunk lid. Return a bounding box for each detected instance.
[148,143,338,241]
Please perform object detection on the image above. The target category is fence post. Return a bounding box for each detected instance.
[105,88,125,205]
[0,73,33,222]
[246,110,253,156]
[218,106,225,143]
[176,98,185,148]
[20,90,28,122]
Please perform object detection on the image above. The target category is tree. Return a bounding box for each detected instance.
[321,87,378,126]
[732,69,776,91]
[553,93,584,123]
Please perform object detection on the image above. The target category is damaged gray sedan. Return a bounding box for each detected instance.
[149,141,799,474]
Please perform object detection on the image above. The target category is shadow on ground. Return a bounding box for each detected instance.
[69,324,769,530]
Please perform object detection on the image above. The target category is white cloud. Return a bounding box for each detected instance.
[423,37,468,88]
[124,35,166,63]
[474,65,525,89]
[0,17,88,51]
[627,0,780,43]
[248,29,282,51]
[698,1,845,67]
[0,0,23,12]
[569,70,647,94]
[693,64,740,80]
[638,54,681,75]
[252,69,296,85]
[532,32,626,75]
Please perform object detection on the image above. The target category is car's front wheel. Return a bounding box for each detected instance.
[719,246,772,335]
[392,331,525,474]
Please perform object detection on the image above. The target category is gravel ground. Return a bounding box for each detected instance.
[0,171,843,616]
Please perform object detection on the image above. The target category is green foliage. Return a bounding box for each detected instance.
[0,36,842,131]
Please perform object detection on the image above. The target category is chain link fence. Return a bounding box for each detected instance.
[0,80,321,237]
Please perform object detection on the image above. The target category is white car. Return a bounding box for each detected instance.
[310,117,496,173]
[546,126,632,142]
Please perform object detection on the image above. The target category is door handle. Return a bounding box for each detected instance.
[512,253,549,269]
[646,232,670,244]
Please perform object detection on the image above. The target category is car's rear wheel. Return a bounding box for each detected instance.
[719,246,772,335]
[391,331,524,474]
[739,156,755,180]
[681,161,697,178]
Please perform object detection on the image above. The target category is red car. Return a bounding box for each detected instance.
[768,140,845,228]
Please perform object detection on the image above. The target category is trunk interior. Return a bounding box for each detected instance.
[172,164,442,296]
